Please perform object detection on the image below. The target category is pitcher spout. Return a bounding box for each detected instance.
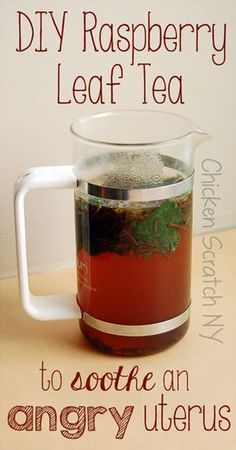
[178,130,210,167]
[184,130,211,149]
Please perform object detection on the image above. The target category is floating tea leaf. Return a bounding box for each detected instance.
[132,199,183,254]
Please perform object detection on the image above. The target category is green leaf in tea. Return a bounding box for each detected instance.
[132,199,183,254]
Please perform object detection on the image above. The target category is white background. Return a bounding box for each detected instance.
[0,0,236,278]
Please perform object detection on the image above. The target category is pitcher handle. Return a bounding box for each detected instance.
[14,165,81,320]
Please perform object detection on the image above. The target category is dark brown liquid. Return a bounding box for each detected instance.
[75,191,192,355]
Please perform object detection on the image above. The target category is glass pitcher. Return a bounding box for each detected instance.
[14,110,209,355]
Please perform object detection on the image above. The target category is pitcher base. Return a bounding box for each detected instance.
[79,319,190,356]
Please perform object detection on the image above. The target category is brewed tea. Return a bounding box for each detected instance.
[75,160,192,355]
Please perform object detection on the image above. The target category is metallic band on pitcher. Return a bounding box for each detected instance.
[82,304,191,337]
[79,175,193,201]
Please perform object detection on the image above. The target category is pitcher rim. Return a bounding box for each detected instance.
[70,109,206,148]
